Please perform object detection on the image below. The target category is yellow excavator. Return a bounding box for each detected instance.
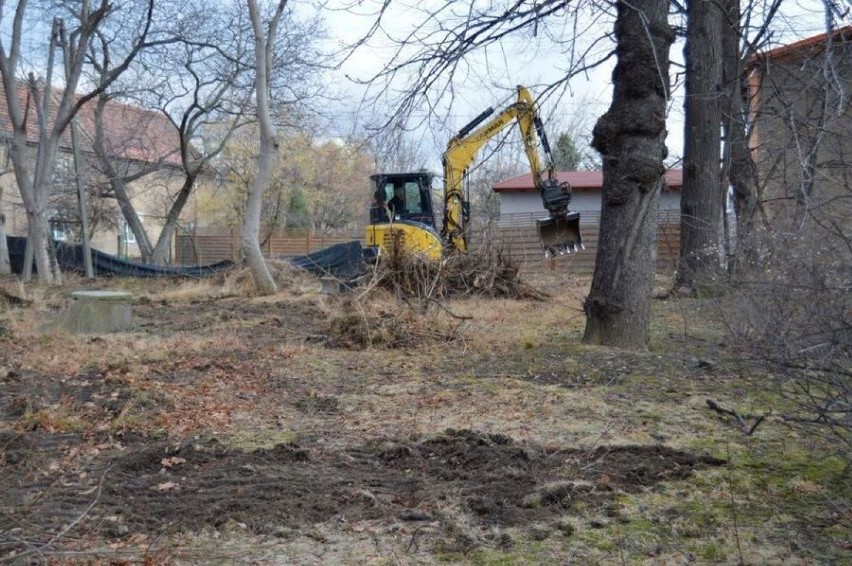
[365,85,583,260]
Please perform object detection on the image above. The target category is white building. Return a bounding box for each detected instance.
[493,169,683,217]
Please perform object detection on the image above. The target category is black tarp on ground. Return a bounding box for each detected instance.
[6,236,233,278]
[285,240,368,281]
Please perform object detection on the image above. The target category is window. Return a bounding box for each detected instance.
[119,217,136,244]
[383,181,424,216]
[403,182,423,214]
[0,142,8,172]
[49,217,70,241]
[54,155,72,182]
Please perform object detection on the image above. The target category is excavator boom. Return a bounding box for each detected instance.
[442,86,582,256]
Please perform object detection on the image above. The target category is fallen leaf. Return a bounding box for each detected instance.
[160,456,187,468]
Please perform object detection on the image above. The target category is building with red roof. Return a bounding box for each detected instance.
[0,83,193,257]
[492,169,682,218]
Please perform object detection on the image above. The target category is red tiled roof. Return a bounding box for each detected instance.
[0,81,182,167]
[750,25,851,65]
[492,169,683,192]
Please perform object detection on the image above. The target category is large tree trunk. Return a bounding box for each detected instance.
[113,177,155,260]
[26,208,57,283]
[242,144,276,294]
[675,0,727,293]
[12,137,61,285]
[583,0,674,350]
[676,0,726,292]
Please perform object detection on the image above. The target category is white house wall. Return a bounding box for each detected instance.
[498,190,680,215]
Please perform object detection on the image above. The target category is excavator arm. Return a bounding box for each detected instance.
[441,86,583,255]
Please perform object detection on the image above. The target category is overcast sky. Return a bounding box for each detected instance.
[2,0,836,172]
[323,0,838,170]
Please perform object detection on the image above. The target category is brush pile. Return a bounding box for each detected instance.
[325,290,465,349]
[368,236,548,302]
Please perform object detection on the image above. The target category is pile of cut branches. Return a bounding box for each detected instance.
[325,291,465,349]
[325,237,546,349]
[368,235,547,302]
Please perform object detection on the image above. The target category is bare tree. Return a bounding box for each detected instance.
[719,0,779,254]
[88,99,169,262]
[582,0,674,349]
[243,0,288,294]
[677,0,786,281]
[68,0,251,264]
[144,24,255,265]
[79,0,326,267]
[351,1,615,138]
[0,0,153,283]
[144,0,327,265]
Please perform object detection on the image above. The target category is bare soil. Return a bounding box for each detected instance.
[0,272,847,564]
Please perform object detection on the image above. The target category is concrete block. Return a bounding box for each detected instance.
[320,277,342,295]
[65,290,133,334]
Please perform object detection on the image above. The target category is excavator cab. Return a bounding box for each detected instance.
[369,172,437,227]
[365,171,443,259]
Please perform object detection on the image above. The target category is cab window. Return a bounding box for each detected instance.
[403,182,422,214]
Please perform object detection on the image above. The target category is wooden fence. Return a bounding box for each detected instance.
[176,210,681,276]
[480,213,680,275]
[484,210,681,275]
[175,227,358,265]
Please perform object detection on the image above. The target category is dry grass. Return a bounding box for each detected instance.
[1,270,848,564]
[219,260,321,296]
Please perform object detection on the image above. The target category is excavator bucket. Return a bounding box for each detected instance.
[537,211,584,258]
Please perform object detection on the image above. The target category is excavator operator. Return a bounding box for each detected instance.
[387,185,406,217]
